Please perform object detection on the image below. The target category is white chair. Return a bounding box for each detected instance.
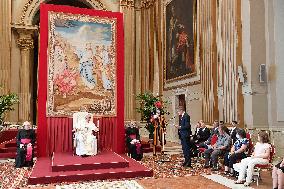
[73,112,98,156]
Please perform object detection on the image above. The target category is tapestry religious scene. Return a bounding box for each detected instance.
[165,0,195,82]
[47,12,117,117]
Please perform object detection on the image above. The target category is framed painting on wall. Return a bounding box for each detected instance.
[163,0,199,90]
[46,10,119,117]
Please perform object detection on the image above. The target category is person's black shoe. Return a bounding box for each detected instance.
[191,151,198,157]
[184,163,193,168]
[211,166,219,171]
[204,164,210,168]
[223,171,230,175]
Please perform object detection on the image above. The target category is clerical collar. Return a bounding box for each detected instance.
[182,112,185,117]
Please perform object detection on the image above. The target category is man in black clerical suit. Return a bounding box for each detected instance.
[15,121,36,168]
[176,106,192,168]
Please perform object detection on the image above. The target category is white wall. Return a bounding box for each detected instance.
[265,0,284,129]
[274,0,284,122]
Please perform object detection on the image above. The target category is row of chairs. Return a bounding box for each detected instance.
[197,132,275,186]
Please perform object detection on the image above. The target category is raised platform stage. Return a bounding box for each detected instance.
[28,151,153,185]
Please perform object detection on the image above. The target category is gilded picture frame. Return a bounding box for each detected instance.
[163,0,200,90]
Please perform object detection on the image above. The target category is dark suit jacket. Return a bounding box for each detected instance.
[179,112,191,138]
[196,127,211,143]
[230,127,237,143]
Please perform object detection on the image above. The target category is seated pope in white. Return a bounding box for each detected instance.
[73,114,99,156]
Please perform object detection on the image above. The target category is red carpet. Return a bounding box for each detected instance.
[28,152,153,185]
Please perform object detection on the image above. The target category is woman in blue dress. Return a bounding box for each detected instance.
[224,128,248,176]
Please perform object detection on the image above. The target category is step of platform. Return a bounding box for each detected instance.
[0,152,16,159]
[28,154,153,185]
[51,152,129,172]
[0,147,17,153]
[5,142,17,148]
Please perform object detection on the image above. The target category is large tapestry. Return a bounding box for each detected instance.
[164,0,196,83]
[47,12,117,117]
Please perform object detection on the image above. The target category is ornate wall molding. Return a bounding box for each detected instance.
[19,0,34,25]
[120,0,134,8]
[15,28,36,50]
[18,0,107,25]
[164,80,201,91]
[16,38,34,50]
[141,0,156,9]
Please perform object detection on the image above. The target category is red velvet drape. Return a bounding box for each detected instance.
[46,117,73,155]
[38,4,124,157]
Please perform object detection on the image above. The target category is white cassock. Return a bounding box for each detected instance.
[74,120,99,156]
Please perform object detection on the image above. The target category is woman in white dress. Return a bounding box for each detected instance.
[74,114,99,156]
[233,131,271,186]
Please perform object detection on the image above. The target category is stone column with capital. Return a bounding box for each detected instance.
[16,28,35,122]
[120,0,136,121]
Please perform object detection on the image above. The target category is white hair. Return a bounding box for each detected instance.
[23,121,31,126]
[85,113,92,118]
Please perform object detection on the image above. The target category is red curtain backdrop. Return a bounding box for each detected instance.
[38,4,124,157]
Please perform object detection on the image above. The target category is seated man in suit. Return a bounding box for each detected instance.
[73,113,99,156]
[204,124,231,171]
[194,120,211,144]
[125,121,142,161]
[192,121,201,142]
[191,120,211,155]
[15,121,36,168]
[198,120,220,148]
